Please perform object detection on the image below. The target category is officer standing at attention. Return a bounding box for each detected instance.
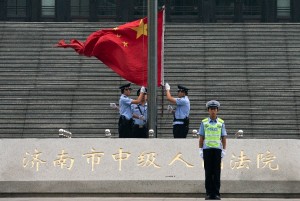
[131,88,148,138]
[165,83,190,138]
[198,100,227,200]
[118,83,145,138]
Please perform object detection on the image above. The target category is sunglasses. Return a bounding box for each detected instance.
[125,88,132,91]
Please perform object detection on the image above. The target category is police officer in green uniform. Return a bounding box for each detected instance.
[198,100,227,200]
[118,83,145,138]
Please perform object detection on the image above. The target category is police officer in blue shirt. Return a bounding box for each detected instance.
[131,88,148,138]
[118,83,145,138]
[198,100,227,200]
[165,83,190,138]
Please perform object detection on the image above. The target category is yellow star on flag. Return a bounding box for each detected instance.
[131,19,147,39]
[122,41,128,47]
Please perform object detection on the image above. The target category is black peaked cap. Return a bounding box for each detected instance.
[119,83,131,89]
[178,84,189,91]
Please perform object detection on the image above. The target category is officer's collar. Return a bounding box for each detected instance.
[138,102,147,106]
[208,117,218,122]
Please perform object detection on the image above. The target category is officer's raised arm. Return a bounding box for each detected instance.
[165,83,176,104]
[131,86,145,104]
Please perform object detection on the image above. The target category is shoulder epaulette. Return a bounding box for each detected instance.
[218,118,224,123]
[202,118,209,123]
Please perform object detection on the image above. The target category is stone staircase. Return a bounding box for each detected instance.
[0,22,299,139]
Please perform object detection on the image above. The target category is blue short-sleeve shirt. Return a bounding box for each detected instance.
[119,94,133,120]
[131,103,147,126]
[173,96,190,125]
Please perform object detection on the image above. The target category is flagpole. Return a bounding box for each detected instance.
[147,0,158,137]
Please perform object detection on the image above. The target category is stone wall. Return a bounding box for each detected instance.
[0,139,299,194]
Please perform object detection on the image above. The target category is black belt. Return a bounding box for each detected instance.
[173,117,188,122]
[133,124,146,128]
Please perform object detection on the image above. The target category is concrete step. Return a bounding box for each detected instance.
[0,22,299,138]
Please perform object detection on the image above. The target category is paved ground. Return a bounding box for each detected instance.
[0,198,299,201]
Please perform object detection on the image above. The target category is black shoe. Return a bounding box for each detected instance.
[205,195,216,200]
[214,195,221,200]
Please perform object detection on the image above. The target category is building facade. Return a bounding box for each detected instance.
[0,0,300,23]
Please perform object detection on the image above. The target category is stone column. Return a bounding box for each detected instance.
[261,0,277,22]
[164,0,171,22]
[89,0,97,22]
[55,0,70,21]
[291,0,300,22]
[29,0,41,21]
[116,0,133,22]
[200,0,216,23]
[0,0,7,20]
[234,0,243,22]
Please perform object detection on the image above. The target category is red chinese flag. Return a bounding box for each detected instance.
[57,9,164,87]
